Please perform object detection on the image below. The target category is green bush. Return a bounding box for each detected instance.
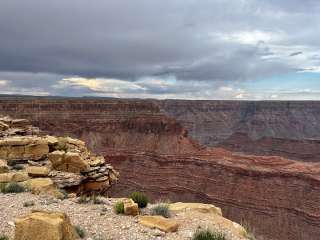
[1,182,25,194]
[192,229,226,240]
[114,201,124,214]
[0,183,6,193]
[0,234,9,240]
[130,191,148,208]
[151,203,171,218]
[74,225,85,239]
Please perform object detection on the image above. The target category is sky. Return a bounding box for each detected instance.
[0,0,319,100]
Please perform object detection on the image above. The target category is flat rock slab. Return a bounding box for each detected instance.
[169,202,222,216]
[139,216,179,233]
[0,172,29,183]
[26,166,50,177]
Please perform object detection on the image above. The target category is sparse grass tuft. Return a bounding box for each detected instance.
[0,182,25,194]
[75,225,85,239]
[114,201,124,214]
[77,195,89,204]
[192,229,226,240]
[130,191,148,208]
[91,194,104,204]
[241,220,256,240]
[0,234,9,240]
[151,203,171,218]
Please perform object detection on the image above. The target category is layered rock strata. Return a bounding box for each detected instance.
[106,149,320,240]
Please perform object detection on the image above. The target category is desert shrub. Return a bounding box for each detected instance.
[114,201,124,214]
[0,183,6,193]
[0,234,9,240]
[151,203,171,218]
[241,221,256,240]
[77,195,89,204]
[2,182,25,193]
[130,191,148,208]
[74,225,85,239]
[23,201,35,207]
[192,229,226,240]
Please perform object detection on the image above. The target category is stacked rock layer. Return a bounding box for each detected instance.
[0,115,119,195]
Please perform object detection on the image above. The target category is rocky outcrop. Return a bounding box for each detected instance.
[15,210,77,240]
[0,116,119,195]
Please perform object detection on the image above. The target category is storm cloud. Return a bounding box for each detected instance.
[0,0,319,99]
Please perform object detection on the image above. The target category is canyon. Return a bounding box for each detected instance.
[160,100,320,162]
[0,97,319,240]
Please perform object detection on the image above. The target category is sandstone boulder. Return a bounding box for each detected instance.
[15,210,77,240]
[48,151,89,173]
[26,166,50,177]
[182,208,247,239]
[123,199,139,216]
[26,178,63,198]
[169,202,222,216]
[0,159,9,173]
[139,216,179,232]
[0,172,29,183]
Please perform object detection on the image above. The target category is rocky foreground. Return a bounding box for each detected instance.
[0,192,249,240]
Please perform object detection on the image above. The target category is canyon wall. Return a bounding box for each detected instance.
[1,97,320,239]
[160,100,320,161]
[106,150,320,240]
[0,98,201,154]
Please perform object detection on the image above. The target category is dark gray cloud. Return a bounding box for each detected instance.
[0,0,319,98]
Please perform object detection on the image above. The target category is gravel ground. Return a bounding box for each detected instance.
[0,192,246,240]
